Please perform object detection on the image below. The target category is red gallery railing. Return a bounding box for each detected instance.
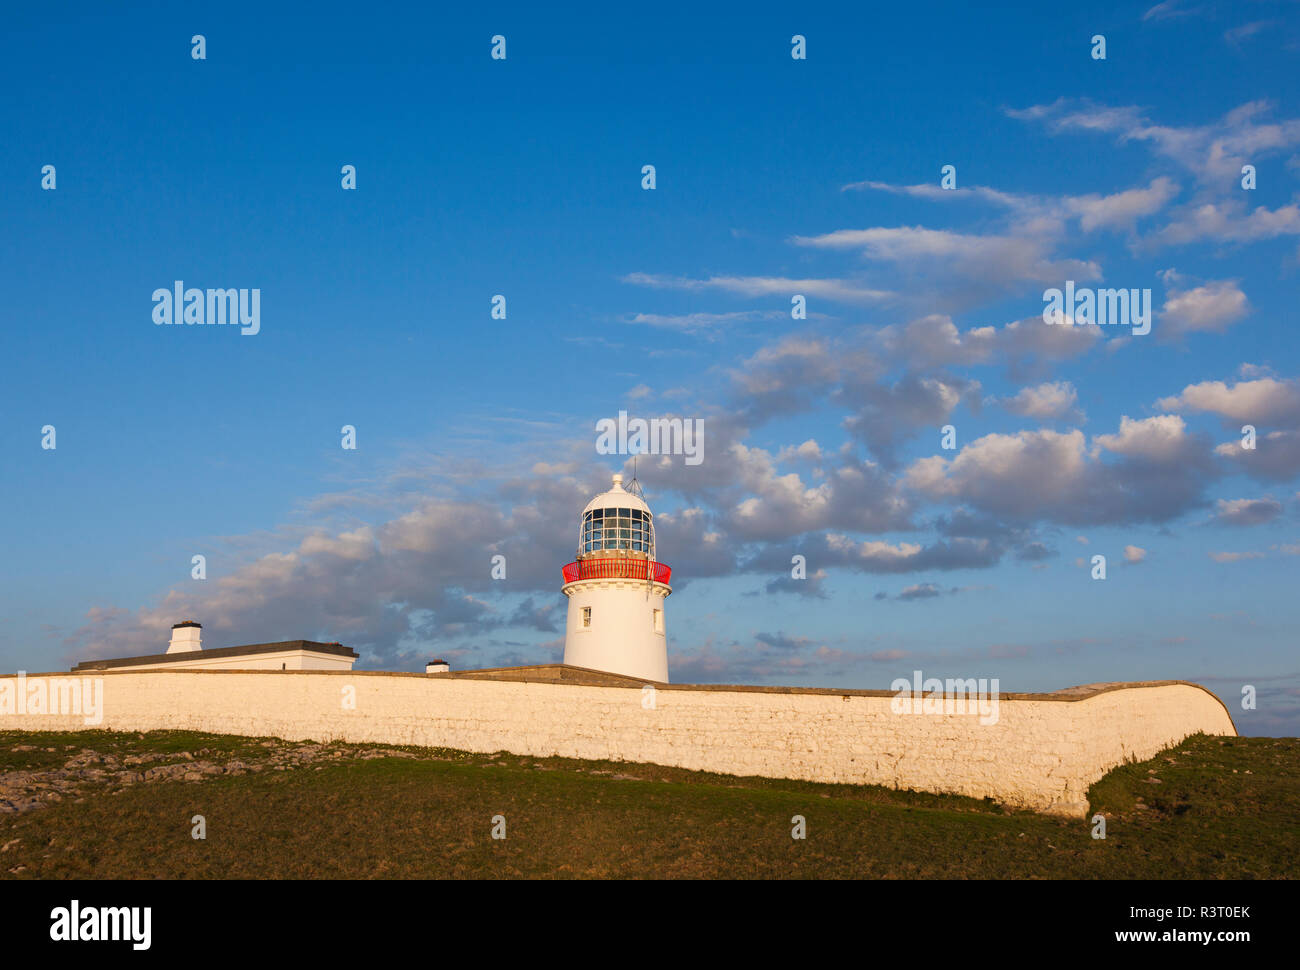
[562,558,672,585]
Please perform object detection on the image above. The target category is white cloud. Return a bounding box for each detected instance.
[1213,497,1283,526]
[776,439,823,462]
[999,381,1082,421]
[1225,20,1277,47]
[1157,202,1300,246]
[298,529,377,561]
[1158,377,1300,426]
[876,314,1101,371]
[1094,414,1192,461]
[1143,0,1207,22]
[790,226,1100,286]
[1209,550,1266,563]
[1217,430,1300,482]
[626,310,777,332]
[843,177,1179,237]
[1011,99,1300,185]
[904,415,1218,525]
[905,429,1090,512]
[621,272,893,305]
[841,180,1029,210]
[1066,177,1181,232]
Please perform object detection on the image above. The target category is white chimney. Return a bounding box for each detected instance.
[168,621,203,654]
[425,659,450,674]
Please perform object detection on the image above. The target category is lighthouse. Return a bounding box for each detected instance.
[561,473,672,682]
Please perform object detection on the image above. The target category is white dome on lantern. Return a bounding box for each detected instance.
[581,473,650,515]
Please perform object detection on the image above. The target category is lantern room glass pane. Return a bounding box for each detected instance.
[578,506,658,558]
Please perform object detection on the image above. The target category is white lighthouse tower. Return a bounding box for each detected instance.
[561,473,672,682]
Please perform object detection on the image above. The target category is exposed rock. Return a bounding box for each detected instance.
[0,738,439,813]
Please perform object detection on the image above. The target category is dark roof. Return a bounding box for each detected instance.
[171,620,202,629]
[72,640,358,672]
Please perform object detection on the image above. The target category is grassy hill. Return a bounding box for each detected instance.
[1,730,1295,878]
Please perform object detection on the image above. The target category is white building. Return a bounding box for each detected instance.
[561,474,671,682]
[72,621,358,672]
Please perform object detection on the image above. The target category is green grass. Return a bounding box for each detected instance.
[1,730,1294,878]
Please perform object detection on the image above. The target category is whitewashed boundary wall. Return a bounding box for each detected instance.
[0,670,1236,816]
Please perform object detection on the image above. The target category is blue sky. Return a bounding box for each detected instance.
[2,1,1298,734]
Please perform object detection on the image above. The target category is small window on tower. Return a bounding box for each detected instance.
[582,606,592,628]
[653,609,663,633]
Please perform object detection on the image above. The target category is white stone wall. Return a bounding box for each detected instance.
[0,671,1235,816]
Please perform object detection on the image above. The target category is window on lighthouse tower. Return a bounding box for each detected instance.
[582,607,592,628]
